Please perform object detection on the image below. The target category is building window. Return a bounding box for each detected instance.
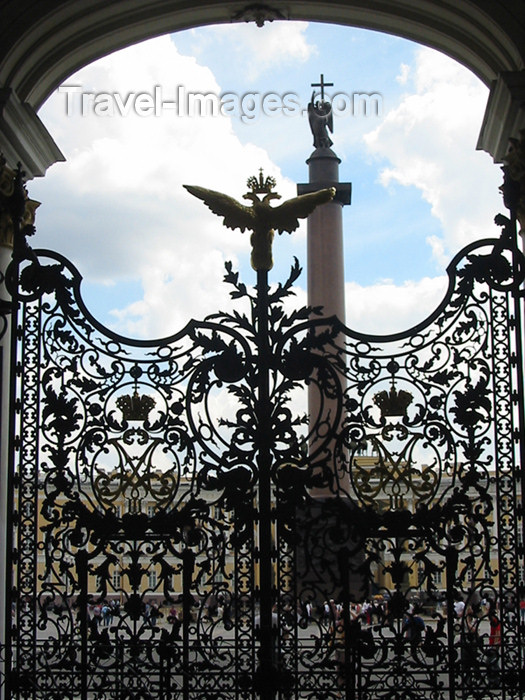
[148,570,157,588]
[431,570,442,587]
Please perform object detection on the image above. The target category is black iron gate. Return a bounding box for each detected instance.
[3,169,525,699]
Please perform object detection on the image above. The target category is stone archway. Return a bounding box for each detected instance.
[1,6,525,699]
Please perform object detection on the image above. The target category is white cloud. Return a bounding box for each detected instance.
[345,276,449,335]
[186,22,316,80]
[109,249,238,339]
[363,47,502,267]
[271,275,449,338]
[426,234,449,269]
[30,35,298,338]
[396,63,410,85]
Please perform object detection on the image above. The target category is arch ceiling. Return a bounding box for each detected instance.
[0,0,524,175]
[1,0,524,109]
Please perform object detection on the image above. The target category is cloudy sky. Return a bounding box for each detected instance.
[28,21,503,340]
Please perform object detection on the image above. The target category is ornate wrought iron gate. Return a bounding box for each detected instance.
[3,171,525,699]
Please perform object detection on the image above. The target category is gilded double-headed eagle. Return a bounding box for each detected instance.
[184,171,335,271]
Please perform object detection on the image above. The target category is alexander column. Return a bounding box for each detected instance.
[297,76,351,497]
[297,75,351,324]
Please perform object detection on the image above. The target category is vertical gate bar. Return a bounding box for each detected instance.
[117,637,123,700]
[3,313,15,700]
[511,207,525,697]
[234,525,240,700]
[76,550,89,700]
[490,286,518,695]
[18,302,40,700]
[445,547,457,700]
[234,510,254,700]
[338,548,352,700]
[159,637,166,700]
[255,268,274,700]
[5,303,18,700]
[288,508,299,700]
[5,175,25,700]
[182,548,194,700]
[234,514,240,699]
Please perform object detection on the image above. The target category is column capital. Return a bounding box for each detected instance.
[502,131,525,237]
[477,71,525,162]
[0,157,40,248]
[0,88,64,178]
[297,181,351,206]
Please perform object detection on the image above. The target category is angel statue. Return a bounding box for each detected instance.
[308,91,333,149]
[184,171,335,271]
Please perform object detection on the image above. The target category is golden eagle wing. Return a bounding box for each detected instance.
[270,187,336,233]
[184,185,254,232]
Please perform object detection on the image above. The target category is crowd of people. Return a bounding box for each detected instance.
[35,589,511,693]
[87,598,184,629]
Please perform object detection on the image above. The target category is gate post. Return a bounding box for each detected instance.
[0,163,39,699]
[254,267,276,700]
[0,235,11,700]
[0,163,22,700]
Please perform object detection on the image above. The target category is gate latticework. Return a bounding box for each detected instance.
[3,170,525,699]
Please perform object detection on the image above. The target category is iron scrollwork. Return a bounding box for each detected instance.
[4,171,525,699]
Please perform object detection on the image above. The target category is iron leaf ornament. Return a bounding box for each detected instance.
[184,170,335,270]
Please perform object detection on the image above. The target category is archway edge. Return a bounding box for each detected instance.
[1,0,523,109]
